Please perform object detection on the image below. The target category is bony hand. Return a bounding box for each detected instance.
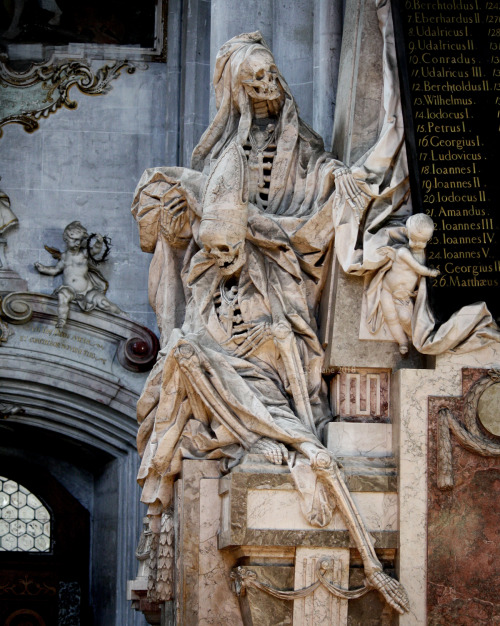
[430,268,440,277]
[160,194,189,245]
[34,262,41,271]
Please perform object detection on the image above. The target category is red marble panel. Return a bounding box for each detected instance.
[428,369,500,625]
[331,369,390,422]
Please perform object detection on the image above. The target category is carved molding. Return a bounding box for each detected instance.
[436,368,500,490]
[0,291,159,373]
[1,291,33,324]
[0,59,137,136]
[117,329,160,373]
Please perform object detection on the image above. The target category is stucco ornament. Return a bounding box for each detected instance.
[0,191,18,236]
[132,30,417,614]
[35,221,124,327]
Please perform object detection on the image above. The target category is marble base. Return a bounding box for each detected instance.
[293,547,349,626]
[326,422,393,457]
[393,342,500,625]
[176,460,241,626]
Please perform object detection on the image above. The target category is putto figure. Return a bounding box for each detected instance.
[132,32,411,613]
[35,220,124,327]
[367,213,440,355]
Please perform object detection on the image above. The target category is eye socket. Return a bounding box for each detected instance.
[270,65,278,74]
[218,245,230,253]
[255,70,265,80]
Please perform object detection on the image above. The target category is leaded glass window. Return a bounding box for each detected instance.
[0,476,51,552]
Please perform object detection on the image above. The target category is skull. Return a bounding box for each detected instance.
[239,49,283,102]
[199,220,247,276]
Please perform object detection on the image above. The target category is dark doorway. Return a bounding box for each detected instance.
[0,462,90,626]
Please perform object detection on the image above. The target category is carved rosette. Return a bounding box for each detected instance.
[0,59,137,136]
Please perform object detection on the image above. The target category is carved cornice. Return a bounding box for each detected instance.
[0,59,136,136]
[0,291,159,374]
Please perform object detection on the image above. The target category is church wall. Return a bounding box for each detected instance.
[0,60,168,330]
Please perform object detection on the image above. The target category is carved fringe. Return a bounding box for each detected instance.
[147,530,159,602]
[157,509,175,602]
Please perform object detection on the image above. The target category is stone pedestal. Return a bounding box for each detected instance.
[293,548,349,626]
[176,461,241,626]
[393,343,500,625]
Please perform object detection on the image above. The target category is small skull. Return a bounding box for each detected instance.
[205,241,246,276]
[239,49,282,101]
[200,220,247,276]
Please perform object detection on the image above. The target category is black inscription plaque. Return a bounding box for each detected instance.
[392,0,500,323]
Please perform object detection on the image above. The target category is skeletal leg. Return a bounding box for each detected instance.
[294,442,410,614]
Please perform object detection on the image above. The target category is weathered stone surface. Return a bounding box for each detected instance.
[176,461,241,626]
[293,547,349,625]
[237,565,293,626]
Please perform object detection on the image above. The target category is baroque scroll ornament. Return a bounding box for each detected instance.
[0,58,136,136]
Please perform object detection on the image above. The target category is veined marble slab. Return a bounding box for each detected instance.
[246,488,397,532]
[326,422,393,457]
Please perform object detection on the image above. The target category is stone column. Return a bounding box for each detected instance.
[313,0,343,150]
[209,0,344,131]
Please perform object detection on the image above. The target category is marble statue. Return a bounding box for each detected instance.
[365,214,500,354]
[35,220,124,327]
[132,32,411,614]
[366,213,439,355]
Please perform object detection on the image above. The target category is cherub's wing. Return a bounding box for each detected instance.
[44,245,62,260]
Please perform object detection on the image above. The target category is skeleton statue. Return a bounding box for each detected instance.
[132,32,411,613]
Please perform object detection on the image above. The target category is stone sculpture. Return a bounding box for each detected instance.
[0,191,18,236]
[366,213,439,355]
[132,32,411,614]
[35,220,124,327]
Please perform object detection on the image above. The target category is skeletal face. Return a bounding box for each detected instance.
[239,49,283,101]
[199,221,246,276]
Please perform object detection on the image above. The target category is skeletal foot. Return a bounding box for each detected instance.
[251,437,289,465]
[399,344,409,356]
[55,319,65,329]
[366,570,410,614]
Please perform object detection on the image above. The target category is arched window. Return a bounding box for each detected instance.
[0,476,51,552]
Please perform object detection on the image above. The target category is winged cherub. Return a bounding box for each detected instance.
[35,221,124,327]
